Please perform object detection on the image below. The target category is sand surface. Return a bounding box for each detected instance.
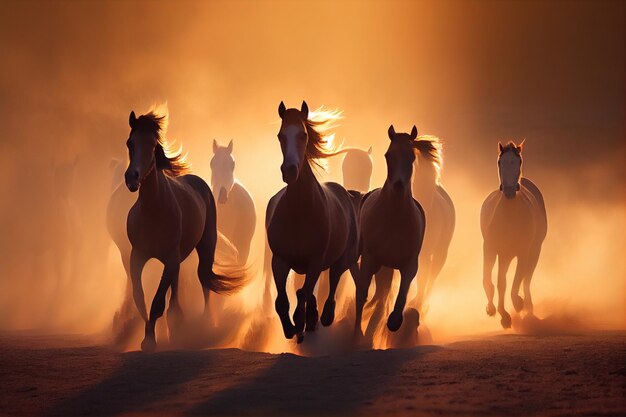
[0,331,623,417]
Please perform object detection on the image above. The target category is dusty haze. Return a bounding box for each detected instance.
[0,0,623,351]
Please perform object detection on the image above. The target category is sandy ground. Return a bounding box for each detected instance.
[0,331,623,417]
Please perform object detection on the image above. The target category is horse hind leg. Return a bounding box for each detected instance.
[355,257,377,342]
[522,244,542,315]
[142,260,179,352]
[320,265,347,327]
[510,256,526,313]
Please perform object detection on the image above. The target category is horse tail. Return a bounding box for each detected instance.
[207,232,251,294]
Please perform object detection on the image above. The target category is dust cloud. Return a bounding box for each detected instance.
[0,0,623,353]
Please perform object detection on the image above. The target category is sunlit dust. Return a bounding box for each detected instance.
[0,0,623,359]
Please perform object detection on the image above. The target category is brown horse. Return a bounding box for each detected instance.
[355,125,426,339]
[481,141,547,328]
[124,108,246,351]
[266,101,360,343]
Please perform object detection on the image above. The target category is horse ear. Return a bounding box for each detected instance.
[388,125,396,140]
[498,142,504,153]
[518,138,525,153]
[213,139,218,153]
[300,101,309,120]
[410,125,418,139]
[129,111,137,128]
[367,146,372,154]
[278,101,286,119]
[227,139,233,154]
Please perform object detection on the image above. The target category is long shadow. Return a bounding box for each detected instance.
[47,349,216,416]
[187,345,441,416]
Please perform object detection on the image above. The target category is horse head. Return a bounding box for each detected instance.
[498,140,524,199]
[210,139,235,204]
[277,100,309,184]
[385,124,418,193]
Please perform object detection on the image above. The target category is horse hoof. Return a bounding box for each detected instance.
[512,295,524,312]
[282,323,296,339]
[486,303,496,316]
[500,312,512,329]
[387,311,404,332]
[320,300,336,327]
[141,337,157,353]
[305,306,318,332]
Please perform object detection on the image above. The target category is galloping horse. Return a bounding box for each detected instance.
[124,109,247,351]
[409,136,455,311]
[481,141,547,328]
[355,125,426,339]
[210,139,256,265]
[266,101,360,343]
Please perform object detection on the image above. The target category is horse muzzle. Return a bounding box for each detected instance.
[501,184,519,199]
[125,169,140,192]
[281,164,299,184]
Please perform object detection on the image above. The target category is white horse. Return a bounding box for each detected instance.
[210,139,256,265]
[481,141,547,328]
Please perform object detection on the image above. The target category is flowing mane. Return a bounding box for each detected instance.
[134,107,191,177]
[304,106,343,168]
[413,135,443,184]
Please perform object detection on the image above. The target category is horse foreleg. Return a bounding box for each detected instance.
[497,254,513,329]
[142,260,179,352]
[293,267,322,340]
[272,256,295,339]
[129,250,148,322]
[388,261,418,332]
[483,242,497,316]
[364,267,393,343]
[411,254,432,312]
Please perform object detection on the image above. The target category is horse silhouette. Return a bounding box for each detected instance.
[266,101,360,343]
[355,125,426,340]
[481,140,547,328]
[210,139,256,265]
[409,136,455,312]
[123,108,247,351]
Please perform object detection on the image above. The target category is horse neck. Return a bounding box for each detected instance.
[381,180,414,211]
[285,160,321,201]
[137,163,166,208]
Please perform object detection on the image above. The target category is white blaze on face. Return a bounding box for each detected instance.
[281,124,307,169]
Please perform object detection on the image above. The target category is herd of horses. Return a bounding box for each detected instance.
[107,101,547,352]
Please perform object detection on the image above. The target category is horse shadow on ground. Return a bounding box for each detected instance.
[186,344,441,416]
[47,349,217,416]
